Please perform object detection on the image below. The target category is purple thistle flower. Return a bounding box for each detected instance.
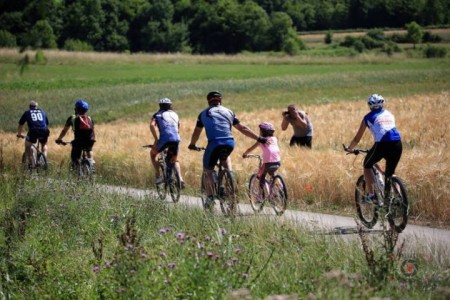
[220,228,228,235]
[207,251,214,258]
[104,261,111,268]
[198,243,205,250]
[126,243,133,250]
[231,257,239,263]
[234,248,241,254]
[140,252,148,259]
[92,265,100,272]
[205,236,211,242]
[160,251,167,258]
[176,232,185,240]
[167,262,176,269]
[159,227,171,235]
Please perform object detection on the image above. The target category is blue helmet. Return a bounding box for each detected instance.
[75,99,89,111]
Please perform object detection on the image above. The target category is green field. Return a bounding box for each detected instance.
[1,50,449,131]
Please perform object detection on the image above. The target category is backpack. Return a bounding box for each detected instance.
[72,114,93,131]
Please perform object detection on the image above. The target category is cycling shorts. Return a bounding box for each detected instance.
[27,128,50,144]
[153,141,179,163]
[364,141,402,178]
[203,139,234,170]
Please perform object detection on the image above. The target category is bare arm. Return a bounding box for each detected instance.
[242,142,259,157]
[189,126,203,146]
[347,120,366,151]
[234,123,259,140]
[281,116,289,131]
[17,124,24,136]
[149,119,159,141]
[291,111,307,129]
[56,124,71,141]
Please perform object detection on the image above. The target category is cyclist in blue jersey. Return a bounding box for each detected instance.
[150,98,184,187]
[188,91,267,207]
[17,100,50,168]
[345,94,402,202]
[56,99,96,170]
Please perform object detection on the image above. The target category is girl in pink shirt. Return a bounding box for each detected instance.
[243,122,281,190]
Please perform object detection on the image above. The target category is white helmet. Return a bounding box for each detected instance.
[367,94,385,110]
[159,98,172,104]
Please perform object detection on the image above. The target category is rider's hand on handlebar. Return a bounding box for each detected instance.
[242,154,248,158]
[188,144,199,151]
[55,139,63,145]
[16,134,24,138]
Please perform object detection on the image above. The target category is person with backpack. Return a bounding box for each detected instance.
[55,99,96,169]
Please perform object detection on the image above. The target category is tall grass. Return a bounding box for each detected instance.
[0,176,448,298]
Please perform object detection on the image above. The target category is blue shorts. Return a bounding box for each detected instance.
[203,139,234,169]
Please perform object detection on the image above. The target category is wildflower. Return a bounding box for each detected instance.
[207,251,214,258]
[164,279,171,285]
[140,252,148,259]
[168,262,176,269]
[220,228,228,236]
[126,243,133,250]
[231,257,238,263]
[198,243,205,250]
[242,272,249,279]
[159,227,171,235]
[204,236,211,242]
[305,185,313,192]
[234,247,241,254]
[176,232,185,240]
[104,261,111,268]
[160,251,167,258]
[92,265,100,272]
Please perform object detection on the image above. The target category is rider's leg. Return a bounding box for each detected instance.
[364,167,376,194]
[41,143,48,158]
[150,149,161,178]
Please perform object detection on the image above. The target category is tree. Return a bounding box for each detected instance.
[23,19,57,49]
[406,21,423,49]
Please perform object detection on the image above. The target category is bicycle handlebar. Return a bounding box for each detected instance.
[343,144,369,155]
[188,145,206,151]
[16,134,25,139]
[243,154,262,159]
[142,144,153,148]
[55,140,70,146]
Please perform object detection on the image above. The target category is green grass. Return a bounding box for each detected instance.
[1,176,448,299]
[1,52,449,131]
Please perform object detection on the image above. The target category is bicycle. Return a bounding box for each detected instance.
[17,134,48,175]
[143,144,181,203]
[244,154,288,216]
[56,140,93,180]
[189,146,237,216]
[343,145,408,233]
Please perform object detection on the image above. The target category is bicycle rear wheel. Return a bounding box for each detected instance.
[387,176,408,233]
[156,165,166,200]
[248,174,264,212]
[218,169,237,216]
[355,175,378,228]
[80,159,93,182]
[270,175,288,216]
[167,166,181,203]
[36,152,48,176]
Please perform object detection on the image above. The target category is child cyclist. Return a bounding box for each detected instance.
[242,122,281,196]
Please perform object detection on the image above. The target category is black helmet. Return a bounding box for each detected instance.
[207,91,222,101]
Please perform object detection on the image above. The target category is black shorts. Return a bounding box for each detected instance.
[27,128,50,144]
[290,136,312,148]
[206,145,233,169]
[72,139,95,151]
[158,141,180,162]
[364,141,402,178]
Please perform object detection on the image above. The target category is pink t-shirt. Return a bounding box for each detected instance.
[259,136,281,163]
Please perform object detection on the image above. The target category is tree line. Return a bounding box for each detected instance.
[0,0,448,54]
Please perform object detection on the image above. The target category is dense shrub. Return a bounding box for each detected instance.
[324,31,333,44]
[0,30,17,47]
[366,28,385,41]
[63,39,94,52]
[361,35,384,49]
[34,49,47,64]
[423,44,447,58]
[422,31,442,43]
[340,35,357,47]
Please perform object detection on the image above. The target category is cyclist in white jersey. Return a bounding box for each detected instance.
[150,98,184,186]
[345,94,402,200]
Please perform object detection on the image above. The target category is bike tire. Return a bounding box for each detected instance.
[271,175,288,216]
[387,176,409,233]
[36,152,48,176]
[167,166,181,203]
[156,165,166,200]
[80,159,93,182]
[248,174,264,212]
[218,169,237,216]
[355,175,379,229]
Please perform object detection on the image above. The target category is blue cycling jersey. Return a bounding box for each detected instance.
[152,109,181,145]
[196,105,240,141]
[364,109,401,142]
[18,109,49,129]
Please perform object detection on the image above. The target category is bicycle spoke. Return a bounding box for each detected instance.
[248,174,264,212]
[271,175,287,216]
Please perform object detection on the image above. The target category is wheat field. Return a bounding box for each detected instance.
[1,92,448,225]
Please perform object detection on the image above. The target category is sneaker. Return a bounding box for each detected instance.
[155,176,164,185]
[204,196,215,210]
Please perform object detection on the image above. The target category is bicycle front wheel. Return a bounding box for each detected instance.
[355,175,378,229]
[218,169,237,216]
[80,159,93,182]
[248,174,264,212]
[167,166,181,203]
[270,175,288,216]
[387,176,409,233]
